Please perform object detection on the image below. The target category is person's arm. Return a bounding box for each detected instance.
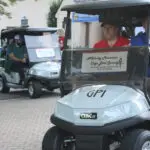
[8,45,25,63]
[9,53,24,62]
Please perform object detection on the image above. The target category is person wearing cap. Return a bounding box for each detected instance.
[7,34,27,83]
[93,19,129,48]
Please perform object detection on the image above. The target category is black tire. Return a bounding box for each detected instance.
[120,129,150,150]
[28,80,42,98]
[42,126,67,150]
[0,76,10,93]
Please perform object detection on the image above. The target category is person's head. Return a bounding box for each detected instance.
[14,35,22,46]
[57,28,65,37]
[101,19,119,41]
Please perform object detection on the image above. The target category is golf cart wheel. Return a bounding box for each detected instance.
[0,76,10,93]
[42,126,70,150]
[28,80,42,98]
[120,129,150,150]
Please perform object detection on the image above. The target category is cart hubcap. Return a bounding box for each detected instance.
[0,78,3,91]
[28,82,34,96]
[142,141,150,150]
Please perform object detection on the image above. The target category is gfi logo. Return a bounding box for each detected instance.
[80,113,97,119]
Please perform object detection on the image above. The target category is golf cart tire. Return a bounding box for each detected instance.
[28,80,42,98]
[120,129,150,150]
[42,126,66,150]
[0,76,10,93]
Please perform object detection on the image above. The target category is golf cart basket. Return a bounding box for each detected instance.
[59,0,150,99]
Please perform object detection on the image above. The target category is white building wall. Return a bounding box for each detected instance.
[56,0,73,29]
[56,11,67,29]
[0,0,51,31]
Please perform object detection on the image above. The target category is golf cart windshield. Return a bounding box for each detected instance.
[63,47,148,90]
[25,32,61,62]
[61,1,150,94]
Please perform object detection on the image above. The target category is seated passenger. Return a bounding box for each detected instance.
[94,19,129,48]
[57,29,65,51]
[8,35,28,83]
[130,16,150,76]
[131,16,148,46]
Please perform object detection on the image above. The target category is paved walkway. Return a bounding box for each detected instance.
[0,90,59,150]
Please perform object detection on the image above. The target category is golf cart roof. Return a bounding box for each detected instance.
[61,0,150,14]
[1,27,59,35]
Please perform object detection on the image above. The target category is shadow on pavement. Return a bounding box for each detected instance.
[0,89,60,100]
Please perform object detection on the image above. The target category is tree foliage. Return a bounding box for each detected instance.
[47,0,63,27]
[0,0,38,18]
[0,0,17,18]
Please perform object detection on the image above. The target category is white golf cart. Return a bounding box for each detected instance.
[0,27,61,98]
[42,1,150,150]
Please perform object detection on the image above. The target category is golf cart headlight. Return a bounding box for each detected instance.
[101,100,148,125]
[101,102,134,124]
[50,71,59,77]
[30,69,46,76]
